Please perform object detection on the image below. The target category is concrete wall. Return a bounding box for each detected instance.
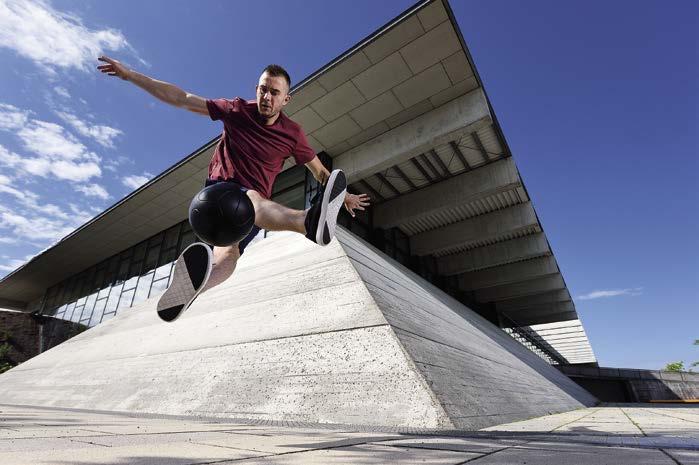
[0,229,596,429]
[559,365,699,402]
[338,229,597,429]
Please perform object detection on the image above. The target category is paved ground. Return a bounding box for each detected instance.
[0,403,697,464]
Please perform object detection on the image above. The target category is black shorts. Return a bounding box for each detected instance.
[204,178,261,256]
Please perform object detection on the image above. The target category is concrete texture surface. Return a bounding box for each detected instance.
[0,403,697,464]
[0,229,594,429]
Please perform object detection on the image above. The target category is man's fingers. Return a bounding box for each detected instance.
[98,55,115,65]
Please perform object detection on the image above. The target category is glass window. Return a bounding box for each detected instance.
[143,246,160,273]
[116,259,130,283]
[132,241,147,262]
[105,282,122,313]
[117,288,135,309]
[128,261,143,280]
[71,305,84,323]
[149,231,163,247]
[79,292,98,322]
[164,224,180,249]
[100,311,116,324]
[90,299,107,326]
[149,277,169,298]
[133,272,154,305]
[63,301,76,320]
[154,261,173,282]
[97,285,111,300]
[179,231,196,252]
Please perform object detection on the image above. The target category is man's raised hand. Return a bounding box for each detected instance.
[97,56,130,80]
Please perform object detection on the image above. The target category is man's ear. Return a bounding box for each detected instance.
[281,93,291,107]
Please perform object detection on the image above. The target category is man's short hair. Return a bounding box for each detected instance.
[262,64,291,90]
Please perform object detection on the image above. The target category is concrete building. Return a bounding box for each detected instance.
[0,0,602,428]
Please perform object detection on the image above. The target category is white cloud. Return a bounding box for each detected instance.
[0,142,102,183]
[104,155,133,172]
[0,103,29,130]
[0,237,19,245]
[0,102,104,183]
[53,86,70,98]
[56,111,122,148]
[0,0,132,73]
[0,204,74,241]
[18,119,86,159]
[75,183,110,200]
[577,287,643,301]
[122,172,153,190]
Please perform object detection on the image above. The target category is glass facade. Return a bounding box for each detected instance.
[40,220,198,326]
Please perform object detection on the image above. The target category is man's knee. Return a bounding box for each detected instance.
[213,244,240,263]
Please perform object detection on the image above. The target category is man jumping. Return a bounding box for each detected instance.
[98,56,370,321]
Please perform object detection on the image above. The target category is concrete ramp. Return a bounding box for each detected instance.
[0,228,595,429]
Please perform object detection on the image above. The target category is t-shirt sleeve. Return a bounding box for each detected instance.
[206,97,243,122]
[292,129,317,165]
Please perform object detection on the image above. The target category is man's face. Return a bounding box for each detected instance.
[256,72,290,119]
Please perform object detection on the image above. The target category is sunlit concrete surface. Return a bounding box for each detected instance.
[1,403,697,464]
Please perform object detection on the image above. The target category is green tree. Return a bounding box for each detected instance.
[664,361,685,372]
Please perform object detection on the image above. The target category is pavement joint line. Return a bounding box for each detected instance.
[550,407,602,432]
[0,428,258,441]
[69,438,113,448]
[642,408,699,424]
[373,442,490,456]
[188,440,273,455]
[659,448,683,465]
[186,436,422,463]
[620,407,648,436]
[453,442,536,464]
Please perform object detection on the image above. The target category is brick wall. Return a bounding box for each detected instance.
[0,310,85,366]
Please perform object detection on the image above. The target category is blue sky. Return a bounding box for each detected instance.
[0,0,696,370]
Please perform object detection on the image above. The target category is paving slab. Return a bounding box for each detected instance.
[1,403,698,464]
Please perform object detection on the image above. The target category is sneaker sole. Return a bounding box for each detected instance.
[316,170,347,246]
[156,243,212,322]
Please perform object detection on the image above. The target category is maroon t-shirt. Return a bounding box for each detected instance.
[206,97,316,199]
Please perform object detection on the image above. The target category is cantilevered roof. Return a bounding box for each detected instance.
[0,0,594,364]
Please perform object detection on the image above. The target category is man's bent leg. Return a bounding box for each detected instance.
[246,190,306,234]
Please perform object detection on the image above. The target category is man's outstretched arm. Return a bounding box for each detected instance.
[97,55,208,116]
